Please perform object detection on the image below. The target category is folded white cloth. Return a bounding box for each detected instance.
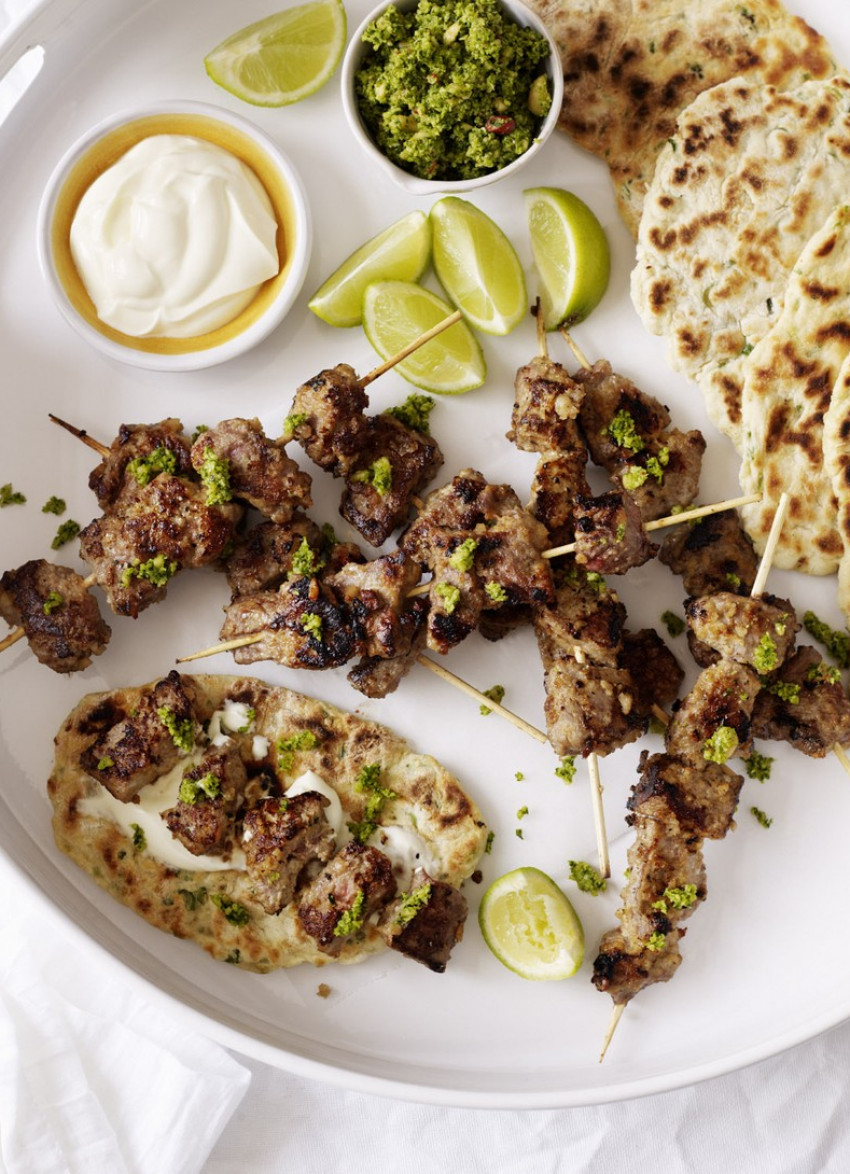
[0,857,250,1174]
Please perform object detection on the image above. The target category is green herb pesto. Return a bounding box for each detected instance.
[768,680,800,704]
[354,0,552,181]
[449,537,478,571]
[384,393,435,433]
[126,446,177,487]
[485,581,508,604]
[197,448,232,506]
[178,771,221,805]
[750,806,773,829]
[434,582,461,614]
[651,884,697,913]
[807,661,842,686]
[276,729,319,773]
[301,612,323,642]
[484,830,495,854]
[121,554,178,589]
[334,889,366,936]
[97,756,114,771]
[396,883,432,926]
[348,763,397,843]
[351,456,393,496]
[661,610,685,637]
[621,465,647,491]
[615,522,626,543]
[0,482,26,507]
[157,705,194,753]
[645,931,666,952]
[555,756,576,783]
[514,771,524,782]
[515,828,524,839]
[42,590,64,615]
[41,495,66,515]
[645,448,669,482]
[753,632,778,673]
[569,859,606,895]
[130,823,146,851]
[725,571,742,589]
[51,519,80,549]
[290,537,325,579]
[191,425,209,444]
[607,410,645,453]
[702,725,738,764]
[802,611,850,669]
[744,749,773,781]
[479,683,505,715]
[282,412,308,440]
[516,805,529,819]
[211,893,251,925]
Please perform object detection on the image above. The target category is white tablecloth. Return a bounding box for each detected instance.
[4,1,850,1169]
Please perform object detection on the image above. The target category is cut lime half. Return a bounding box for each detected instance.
[204,0,347,107]
[524,186,610,330]
[309,211,431,328]
[430,197,527,336]
[479,866,584,980]
[362,280,486,395]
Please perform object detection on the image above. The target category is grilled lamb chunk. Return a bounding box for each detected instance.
[341,414,443,546]
[573,490,658,574]
[220,577,360,670]
[619,629,684,718]
[665,659,760,766]
[592,925,685,1006]
[81,671,199,801]
[224,515,328,599]
[618,429,705,522]
[288,363,371,477]
[533,569,627,669]
[478,602,530,642]
[751,645,850,757]
[528,445,591,548]
[537,655,647,757]
[0,560,111,672]
[629,752,743,841]
[297,841,397,954]
[659,508,758,598]
[79,475,243,617]
[326,550,422,661]
[508,356,584,452]
[347,598,429,698]
[242,792,336,915]
[577,360,671,466]
[191,418,311,525]
[379,869,468,973]
[88,418,193,510]
[162,743,248,857]
[685,592,798,671]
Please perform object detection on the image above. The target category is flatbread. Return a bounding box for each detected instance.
[525,0,834,234]
[823,352,850,616]
[737,205,850,574]
[48,672,488,972]
[631,74,850,443]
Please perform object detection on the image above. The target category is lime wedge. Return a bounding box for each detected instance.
[309,211,431,328]
[430,197,527,336]
[524,187,610,330]
[479,866,584,980]
[204,0,347,107]
[362,281,486,395]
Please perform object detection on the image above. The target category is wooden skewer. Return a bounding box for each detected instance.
[358,310,463,389]
[415,655,547,743]
[49,413,109,457]
[0,627,25,653]
[599,1003,625,1064]
[534,297,547,359]
[561,329,591,371]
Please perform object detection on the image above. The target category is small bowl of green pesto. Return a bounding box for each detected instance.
[341,0,563,193]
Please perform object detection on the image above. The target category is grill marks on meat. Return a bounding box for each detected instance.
[326,548,425,667]
[665,659,760,765]
[574,490,658,574]
[224,514,341,599]
[400,468,554,654]
[659,508,759,599]
[162,743,247,857]
[529,447,590,548]
[297,841,397,954]
[751,645,850,757]
[0,560,111,672]
[289,364,371,477]
[378,868,468,973]
[81,671,200,801]
[242,792,336,915]
[88,419,194,511]
[685,592,798,671]
[191,418,312,524]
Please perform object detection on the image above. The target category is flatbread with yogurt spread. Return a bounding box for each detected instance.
[631,73,850,444]
[525,0,834,235]
[48,672,488,973]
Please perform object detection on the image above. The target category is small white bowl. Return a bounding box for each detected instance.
[37,101,312,372]
[340,0,564,195]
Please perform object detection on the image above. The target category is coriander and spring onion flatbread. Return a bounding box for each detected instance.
[525,0,834,235]
[823,351,850,618]
[737,205,850,576]
[631,73,850,445]
[48,672,488,973]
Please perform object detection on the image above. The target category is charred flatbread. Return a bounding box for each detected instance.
[525,0,834,234]
[48,671,488,973]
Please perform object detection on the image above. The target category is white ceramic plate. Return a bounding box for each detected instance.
[1,0,849,1109]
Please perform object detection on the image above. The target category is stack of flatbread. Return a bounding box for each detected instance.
[528,0,850,615]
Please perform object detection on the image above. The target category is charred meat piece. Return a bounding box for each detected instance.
[536,655,647,757]
[629,752,743,841]
[347,598,429,698]
[224,514,329,599]
[326,549,422,661]
[619,629,684,719]
[191,418,311,525]
[665,659,760,766]
[297,841,397,954]
[508,356,584,452]
[751,645,850,757]
[573,490,658,575]
[242,792,336,915]
[622,429,705,522]
[162,743,248,857]
[528,443,591,548]
[0,560,111,673]
[79,475,243,618]
[88,418,193,510]
[341,414,443,547]
[81,671,199,801]
[533,568,627,669]
[685,592,798,671]
[220,577,360,670]
[379,868,468,973]
[287,364,371,478]
[592,924,685,1006]
[659,508,758,598]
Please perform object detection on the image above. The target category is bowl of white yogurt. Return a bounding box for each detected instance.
[37,101,312,371]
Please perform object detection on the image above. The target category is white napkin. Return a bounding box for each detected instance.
[0,858,251,1174]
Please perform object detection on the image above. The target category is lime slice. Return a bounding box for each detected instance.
[204,0,347,107]
[524,187,610,330]
[479,866,584,980]
[430,197,527,336]
[362,280,486,395]
[309,211,431,328]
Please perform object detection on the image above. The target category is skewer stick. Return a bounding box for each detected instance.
[542,494,763,559]
[534,297,548,359]
[358,310,463,389]
[176,633,266,663]
[560,329,592,372]
[49,414,110,457]
[599,1003,625,1064]
[415,655,548,743]
[0,627,25,653]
